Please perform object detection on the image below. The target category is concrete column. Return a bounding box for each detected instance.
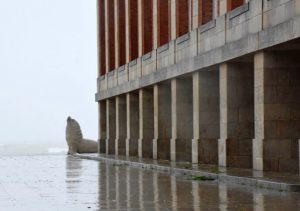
[106,98,116,155]
[219,62,254,168]
[138,0,143,56]
[99,101,107,153]
[219,64,227,167]
[104,0,109,73]
[126,92,139,157]
[192,0,199,30]
[253,52,265,171]
[139,88,154,158]
[114,0,119,68]
[116,95,127,156]
[153,83,171,160]
[171,0,176,40]
[254,51,300,173]
[193,71,219,164]
[171,77,193,162]
[219,0,227,16]
[153,0,158,49]
[213,0,218,18]
[192,73,200,163]
[125,0,130,63]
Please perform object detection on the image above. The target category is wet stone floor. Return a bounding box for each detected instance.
[0,155,300,210]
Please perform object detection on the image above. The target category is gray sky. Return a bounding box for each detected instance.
[0,0,98,145]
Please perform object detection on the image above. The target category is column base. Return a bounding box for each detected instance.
[138,138,143,158]
[115,139,119,156]
[153,139,158,160]
[192,139,199,164]
[218,138,227,167]
[253,138,263,171]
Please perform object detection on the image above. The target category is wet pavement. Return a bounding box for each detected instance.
[0,155,300,210]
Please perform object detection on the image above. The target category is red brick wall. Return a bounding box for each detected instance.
[108,0,115,71]
[129,0,138,61]
[176,0,189,37]
[118,0,126,67]
[228,0,244,11]
[199,0,213,25]
[99,0,106,76]
[142,0,153,54]
[157,0,170,47]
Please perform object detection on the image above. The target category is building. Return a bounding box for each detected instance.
[96,0,300,174]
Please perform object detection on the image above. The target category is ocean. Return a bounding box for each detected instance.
[0,143,68,156]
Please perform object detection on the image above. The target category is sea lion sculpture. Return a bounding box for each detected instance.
[66,116,98,154]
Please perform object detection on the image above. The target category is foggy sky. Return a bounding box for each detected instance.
[0,0,98,145]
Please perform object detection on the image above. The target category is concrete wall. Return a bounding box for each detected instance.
[139,88,154,158]
[171,77,193,162]
[107,98,116,155]
[254,50,300,173]
[219,62,254,168]
[154,82,171,160]
[116,95,127,156]
[126,92,139,156]
[197,70,219,165]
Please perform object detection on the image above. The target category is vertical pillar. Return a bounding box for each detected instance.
[99,100,107,153]
[219,64,229,166]
[106,98,116,155]
[171,77,193,162]
[219,62,254,168]
[114,0,119,68]
[116,95,127,156]
[139,88,154,158]
[253,52,265,171]
[138,0,143,56]
[104,0,109,73]
[126,92,139,157]
[153,0,158,49]
[213,0,218,18]
[125,0,130,63]
[171,0,177,40]
[153,83,171,160]
[192,0,199,29]
[193,71,219,164]
[219,0,227,16]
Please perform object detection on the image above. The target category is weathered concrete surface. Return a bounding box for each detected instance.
[77,153,300,193]
[1,155,300,210]
[65,117,98,154]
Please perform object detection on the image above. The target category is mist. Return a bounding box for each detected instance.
[0,0,97,145]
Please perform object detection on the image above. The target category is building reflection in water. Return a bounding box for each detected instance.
[63,156,300,210]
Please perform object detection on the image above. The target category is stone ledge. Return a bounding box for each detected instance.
[74,153,300,192]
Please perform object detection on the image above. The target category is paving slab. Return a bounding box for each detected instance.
[76,153,300,192]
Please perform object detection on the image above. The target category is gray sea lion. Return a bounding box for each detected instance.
[66,116,98,154]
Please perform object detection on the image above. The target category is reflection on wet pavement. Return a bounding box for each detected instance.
[0,155,299,210]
